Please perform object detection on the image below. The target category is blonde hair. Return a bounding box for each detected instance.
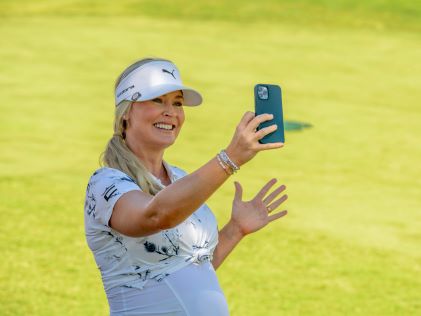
[100,58,171,195]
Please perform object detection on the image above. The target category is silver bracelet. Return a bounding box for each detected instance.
[219,150,240,173]
[216,153,233,175]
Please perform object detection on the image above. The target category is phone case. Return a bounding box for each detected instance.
[254,84,285,144]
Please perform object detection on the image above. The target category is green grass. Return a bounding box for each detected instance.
[1,0,421,31]
[1,1,420,315]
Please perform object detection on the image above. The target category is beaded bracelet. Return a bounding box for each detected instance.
[216,153,233,175]
[219,150,240,173]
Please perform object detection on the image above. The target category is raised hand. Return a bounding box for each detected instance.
[229,179,288,237]
[225,112,284,167]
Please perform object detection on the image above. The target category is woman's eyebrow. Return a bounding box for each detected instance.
[175,95,184,99]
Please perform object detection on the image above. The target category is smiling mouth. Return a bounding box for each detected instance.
[153,123,176,131]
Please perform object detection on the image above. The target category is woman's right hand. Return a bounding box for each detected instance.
[225,111,284,166]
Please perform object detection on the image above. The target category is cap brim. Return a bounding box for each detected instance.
[140,84,202,106]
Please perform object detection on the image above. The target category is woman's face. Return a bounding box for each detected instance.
[125,90,185,151]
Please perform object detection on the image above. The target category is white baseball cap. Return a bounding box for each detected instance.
[115,60,202,106]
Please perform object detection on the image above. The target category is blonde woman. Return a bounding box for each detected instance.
[84,58,288,315]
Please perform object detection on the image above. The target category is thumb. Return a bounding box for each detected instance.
[238,111,255,129]
[234,181,243,201]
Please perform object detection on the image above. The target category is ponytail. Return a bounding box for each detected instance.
[101,97,164,195]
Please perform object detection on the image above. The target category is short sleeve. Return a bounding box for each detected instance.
[169,165,188,180]
[84,168,141,226]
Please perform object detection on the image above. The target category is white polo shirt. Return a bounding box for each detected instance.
[84,163,219,292]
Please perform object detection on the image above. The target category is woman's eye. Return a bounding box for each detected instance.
[152,98,163,104]
[173,102,183,107]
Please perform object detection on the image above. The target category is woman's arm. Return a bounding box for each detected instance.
[212,179,288,270]
[110,112,283,237]
[212,220,244,270]
[111,156,231,236]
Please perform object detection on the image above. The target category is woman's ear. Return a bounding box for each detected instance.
[123,112,130,124]
[123,104,132,121]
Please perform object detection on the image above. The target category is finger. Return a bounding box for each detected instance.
[254,178,277,200]
[256,142,284,151]
[246,113,274,132]
[234,181,243,201]
[238,111,255,129]
[254,124,278,141]
[268,210,288,222]
[267,194,288,213]
[263,185,286,205]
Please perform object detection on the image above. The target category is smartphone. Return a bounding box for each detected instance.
[254,84,285,144]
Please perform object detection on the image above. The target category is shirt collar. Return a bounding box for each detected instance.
[149,161,176,188]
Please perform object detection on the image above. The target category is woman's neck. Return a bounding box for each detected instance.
[126,140,169,184]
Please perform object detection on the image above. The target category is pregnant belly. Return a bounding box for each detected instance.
[163,261,230,316]
[108,261,229,316]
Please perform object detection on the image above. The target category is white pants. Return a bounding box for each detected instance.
[107,261,230,315]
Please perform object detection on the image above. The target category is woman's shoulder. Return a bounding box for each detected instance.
[87,167,137,186]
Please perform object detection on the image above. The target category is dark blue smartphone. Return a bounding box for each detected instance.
[254,84,285,143]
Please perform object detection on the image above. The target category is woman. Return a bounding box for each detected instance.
[84,58,288,315]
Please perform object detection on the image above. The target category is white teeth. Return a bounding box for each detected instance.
[154,123,174,130]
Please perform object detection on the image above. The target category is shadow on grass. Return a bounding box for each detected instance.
[285,120,313,131]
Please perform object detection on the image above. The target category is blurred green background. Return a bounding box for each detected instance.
[1,1,420,315]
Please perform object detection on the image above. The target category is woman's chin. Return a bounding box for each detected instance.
[128,130,179,150]
[151,135,177,149]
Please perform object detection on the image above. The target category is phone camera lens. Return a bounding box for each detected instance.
[257,86,269,100]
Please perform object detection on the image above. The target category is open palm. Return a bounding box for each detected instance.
[230,179,288,236]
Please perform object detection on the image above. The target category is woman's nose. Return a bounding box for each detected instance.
[163,102,176,116]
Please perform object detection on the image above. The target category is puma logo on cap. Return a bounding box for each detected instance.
[162,68,176,79]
